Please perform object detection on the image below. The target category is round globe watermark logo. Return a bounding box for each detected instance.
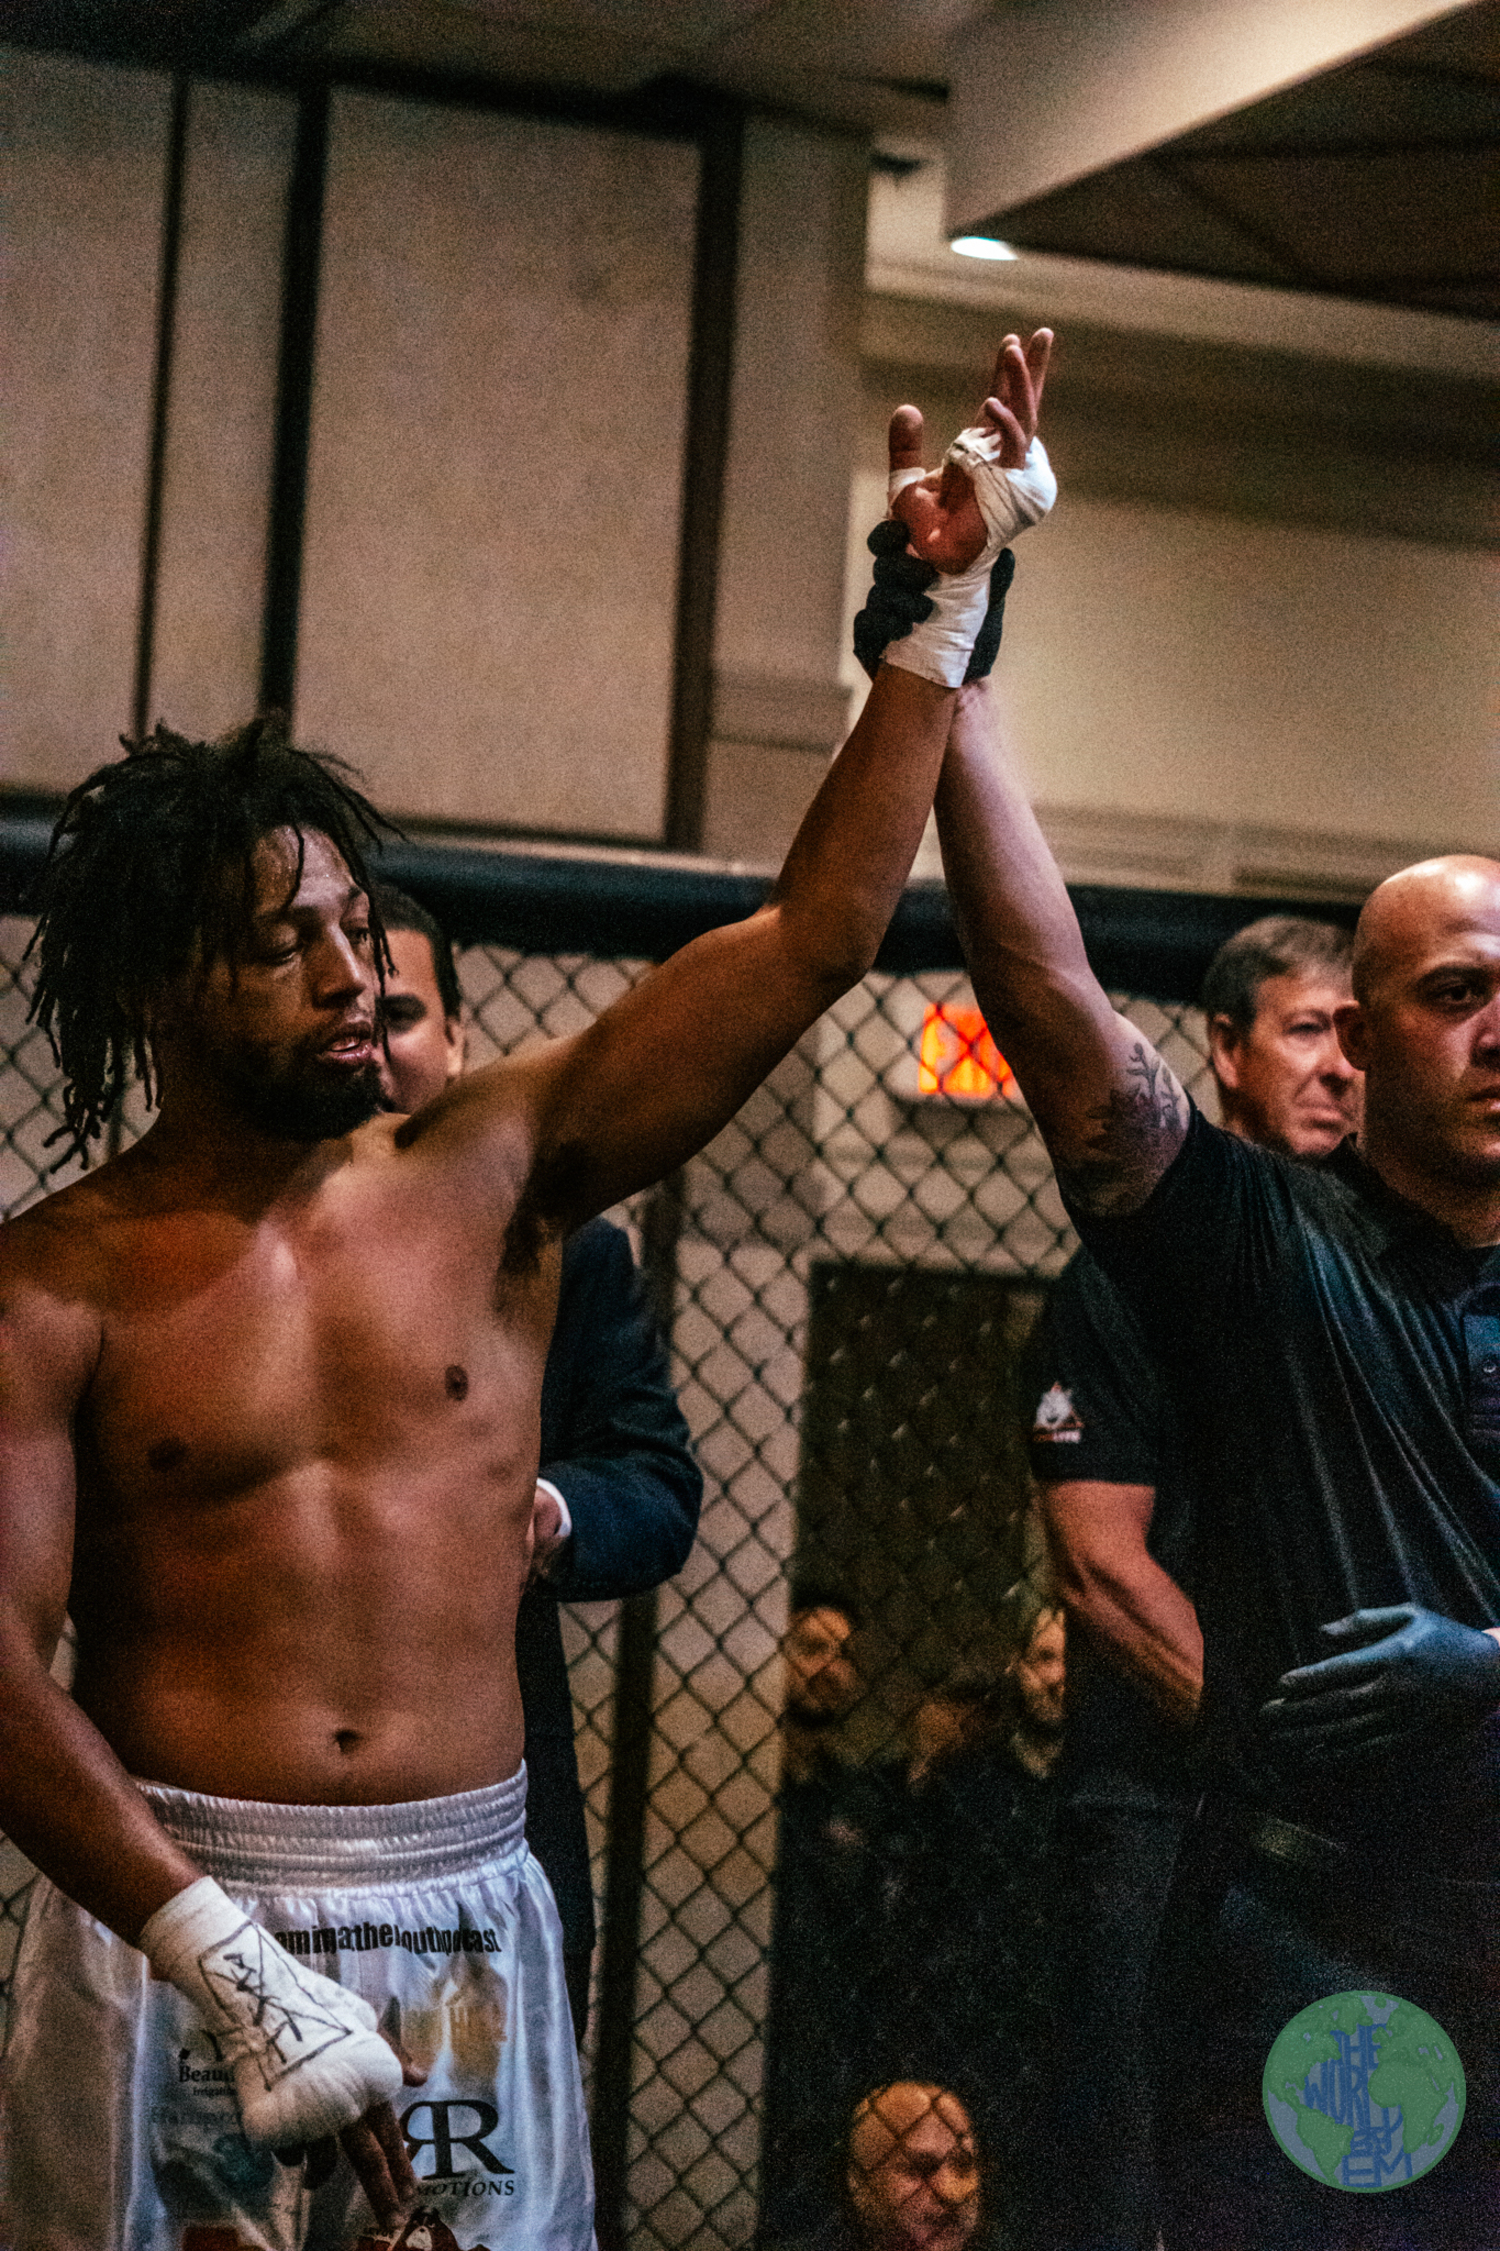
[1263,1991,1465,2192]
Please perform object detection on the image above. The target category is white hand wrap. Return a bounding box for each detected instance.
[885,435,1056,688]
[140,1876,402,2145]
[887,465,928,507]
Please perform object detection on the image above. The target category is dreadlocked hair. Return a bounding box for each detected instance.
[26,714,396,1161]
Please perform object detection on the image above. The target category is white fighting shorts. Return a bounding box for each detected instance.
[1,1766,594,2251]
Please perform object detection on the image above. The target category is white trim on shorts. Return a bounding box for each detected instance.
[137,1763,529,1887]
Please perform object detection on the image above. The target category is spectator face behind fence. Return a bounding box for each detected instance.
[782,1604,860,1730]
[1203,918,1360,1160]
[1012,1607,1066,1735]
[846,2083,983,2251]
[375,925,465,1113]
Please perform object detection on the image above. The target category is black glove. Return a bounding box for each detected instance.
[1260,1604,1500,1771]
[852,520,1015,685]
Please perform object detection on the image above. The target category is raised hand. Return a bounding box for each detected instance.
[890,330,1052,574]
[1260,1604,1500,1772]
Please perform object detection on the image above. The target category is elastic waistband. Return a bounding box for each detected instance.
[137,1766,528,1890]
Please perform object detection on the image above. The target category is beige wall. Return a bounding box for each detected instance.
[296,90,697,838]
[834,352,1498,890]
[997,494,1496,847]
[751,344,1497,896]
[6,50,1492,894]
[3,49,168,785]
[149,80,297,743]
[842,477,1496,894]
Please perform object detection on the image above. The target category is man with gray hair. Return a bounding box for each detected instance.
[1200,913,1362,1157]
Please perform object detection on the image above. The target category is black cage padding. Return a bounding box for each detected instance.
[0,809,1357,1003]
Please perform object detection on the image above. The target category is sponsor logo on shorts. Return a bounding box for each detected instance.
[402,2097,517,2189]
[178,2042,233,2087]
[274,1920,502,1959]
[1031,1381,1083,1442]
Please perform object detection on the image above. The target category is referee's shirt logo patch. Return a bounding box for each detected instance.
[1032,1383,1084,1442]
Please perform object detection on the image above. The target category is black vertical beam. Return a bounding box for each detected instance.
[131,75,191,747]
[589,1173,685,2251]
[662,103,745,855]
[259,83,330,716]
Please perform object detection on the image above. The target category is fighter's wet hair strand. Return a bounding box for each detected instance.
[26,715,395,1158]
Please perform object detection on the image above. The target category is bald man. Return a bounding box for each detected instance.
[778,2081,987,2251]
[845,2085,984,2251]
[929,673,1499,2243]
[852,440,1496,2244]
[858,394,1496,2239]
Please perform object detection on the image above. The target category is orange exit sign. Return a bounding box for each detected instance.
[917,1003,1015,1100]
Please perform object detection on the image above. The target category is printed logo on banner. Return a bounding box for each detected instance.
[401,2097,517,2185]
[175,2033,234,2094]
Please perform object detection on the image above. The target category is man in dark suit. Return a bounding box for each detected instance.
[372,883,703,2038]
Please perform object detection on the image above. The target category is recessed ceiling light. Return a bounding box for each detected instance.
[950,235,1018,261]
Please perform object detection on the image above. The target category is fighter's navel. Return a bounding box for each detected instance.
[147,1438,188,1474]
[334,1729,361,1756]
[444,1364,469,1402]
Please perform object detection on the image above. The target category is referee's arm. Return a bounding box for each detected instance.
[1040,1477,1202,1726]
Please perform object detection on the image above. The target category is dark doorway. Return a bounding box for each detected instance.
[758,1260,1050,2247]
[795,1257,1047,1761]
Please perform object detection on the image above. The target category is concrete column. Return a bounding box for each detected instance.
[149,81,298,742]
[704,116,868,861]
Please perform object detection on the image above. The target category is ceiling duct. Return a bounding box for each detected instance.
[945,0,1499,318]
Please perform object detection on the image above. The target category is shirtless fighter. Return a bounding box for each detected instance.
[0,330,1052,2251]
[854,398,1498,2246]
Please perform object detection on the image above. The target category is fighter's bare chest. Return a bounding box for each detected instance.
[81,1187,553,1492]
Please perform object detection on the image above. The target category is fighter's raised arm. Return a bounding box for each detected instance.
[832,349,1186,1218]
[417,333,1060,1234]
[935,689,1189,1216]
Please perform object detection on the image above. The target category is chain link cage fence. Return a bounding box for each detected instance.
[0,844,1252,2251]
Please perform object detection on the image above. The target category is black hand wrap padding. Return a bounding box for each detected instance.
[965,544,1016,683]
[852,520,1016,683]
[852,520,934,681]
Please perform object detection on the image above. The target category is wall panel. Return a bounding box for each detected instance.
[148,81,298,742]
[296,91,697,837]
[3,49,168,787]
[842,369,1497,886]
[998,491,1497,854]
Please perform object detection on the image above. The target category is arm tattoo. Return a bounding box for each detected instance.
[1055,1042,1188,1217]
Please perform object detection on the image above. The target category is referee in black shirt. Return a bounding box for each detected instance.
[925,668,1498,2251]
[1026,915,1360,2251]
